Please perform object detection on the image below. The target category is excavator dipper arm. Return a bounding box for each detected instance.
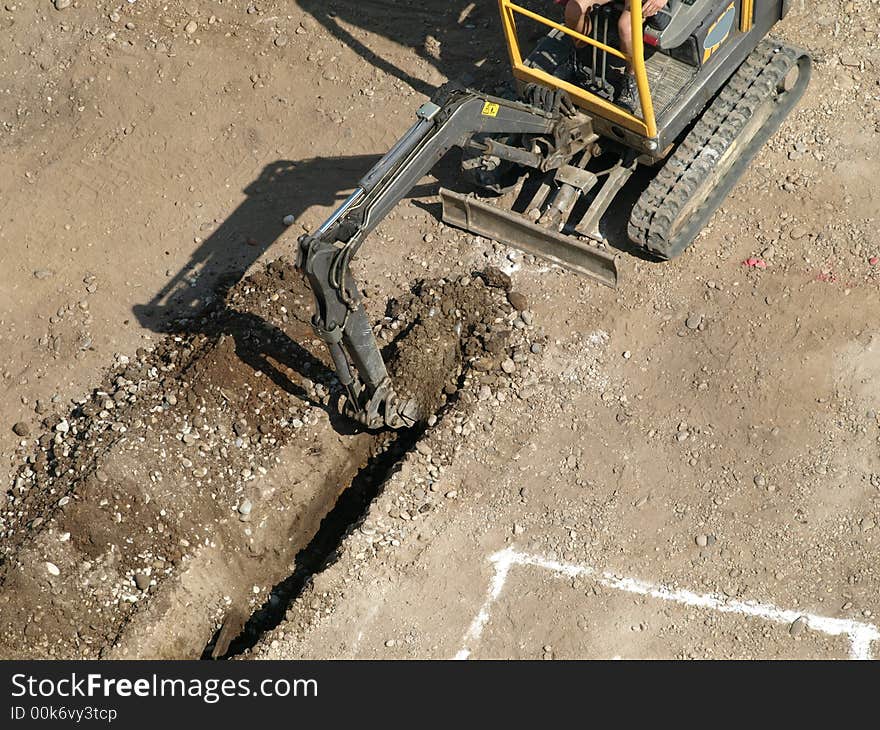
[298,85,566,430]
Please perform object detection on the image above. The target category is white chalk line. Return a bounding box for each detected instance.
[454,548,880,660]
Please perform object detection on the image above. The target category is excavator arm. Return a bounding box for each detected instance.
[298,84,577,430]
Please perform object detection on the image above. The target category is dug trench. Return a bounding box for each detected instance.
[0,257,533,659]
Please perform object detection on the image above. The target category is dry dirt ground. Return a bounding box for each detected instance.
[1,0,879,660]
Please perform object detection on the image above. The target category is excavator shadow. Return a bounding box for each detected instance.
[296,0,505,97]
[132,157,435,435]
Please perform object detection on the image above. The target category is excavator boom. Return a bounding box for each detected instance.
[298,84,614,429]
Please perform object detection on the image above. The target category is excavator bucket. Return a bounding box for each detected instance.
[440,189,619,288]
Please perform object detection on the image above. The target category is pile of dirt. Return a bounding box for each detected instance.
[0,256,535,658]
[384,266,533,418]
[2,259,323,557]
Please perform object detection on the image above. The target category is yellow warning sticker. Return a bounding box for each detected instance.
[481,102,500,118]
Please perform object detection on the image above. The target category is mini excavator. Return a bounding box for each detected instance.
[298,0,810,429]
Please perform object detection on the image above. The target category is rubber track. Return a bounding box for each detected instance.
[628,39,801,260]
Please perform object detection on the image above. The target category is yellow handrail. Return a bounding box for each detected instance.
[497,0,658,139]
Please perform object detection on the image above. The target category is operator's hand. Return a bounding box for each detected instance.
[642,0,667,17]
[524,83,576,118]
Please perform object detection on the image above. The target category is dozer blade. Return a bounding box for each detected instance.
[440,189,619,288]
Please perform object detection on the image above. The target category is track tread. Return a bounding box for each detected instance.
[628,39,805,260]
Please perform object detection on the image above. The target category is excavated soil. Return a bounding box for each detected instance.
[3,0,878,662]
[385,267,523,417]
[0,254,528,658]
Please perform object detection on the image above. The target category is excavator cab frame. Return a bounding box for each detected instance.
[498,0,658,139]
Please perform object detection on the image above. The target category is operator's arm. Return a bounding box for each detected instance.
[641,0,668,17]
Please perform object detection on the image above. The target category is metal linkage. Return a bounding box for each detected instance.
[298,85,571,429]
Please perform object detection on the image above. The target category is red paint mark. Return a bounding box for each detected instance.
[870,256,879,266]
[743,257,767,269]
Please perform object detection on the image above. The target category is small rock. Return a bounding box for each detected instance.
[478,267,511,290]
[33,269,54,280]
[695,534,708,548]
[274,34,288,48]
[685,313,703,330]
[423,35,441,59]
[134,573,150,591]
[46,562,60,577]
[507,291,528,311]
[12,421,30,437]
[184,20,198,34]
[282,214,296,226]
[53,0,71,9]
[472,357,497,372]
[238,498,253,516]
[501,358,516,374]
[789,616,807,637]
[754,474,766,488]
[530,342,543,355]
